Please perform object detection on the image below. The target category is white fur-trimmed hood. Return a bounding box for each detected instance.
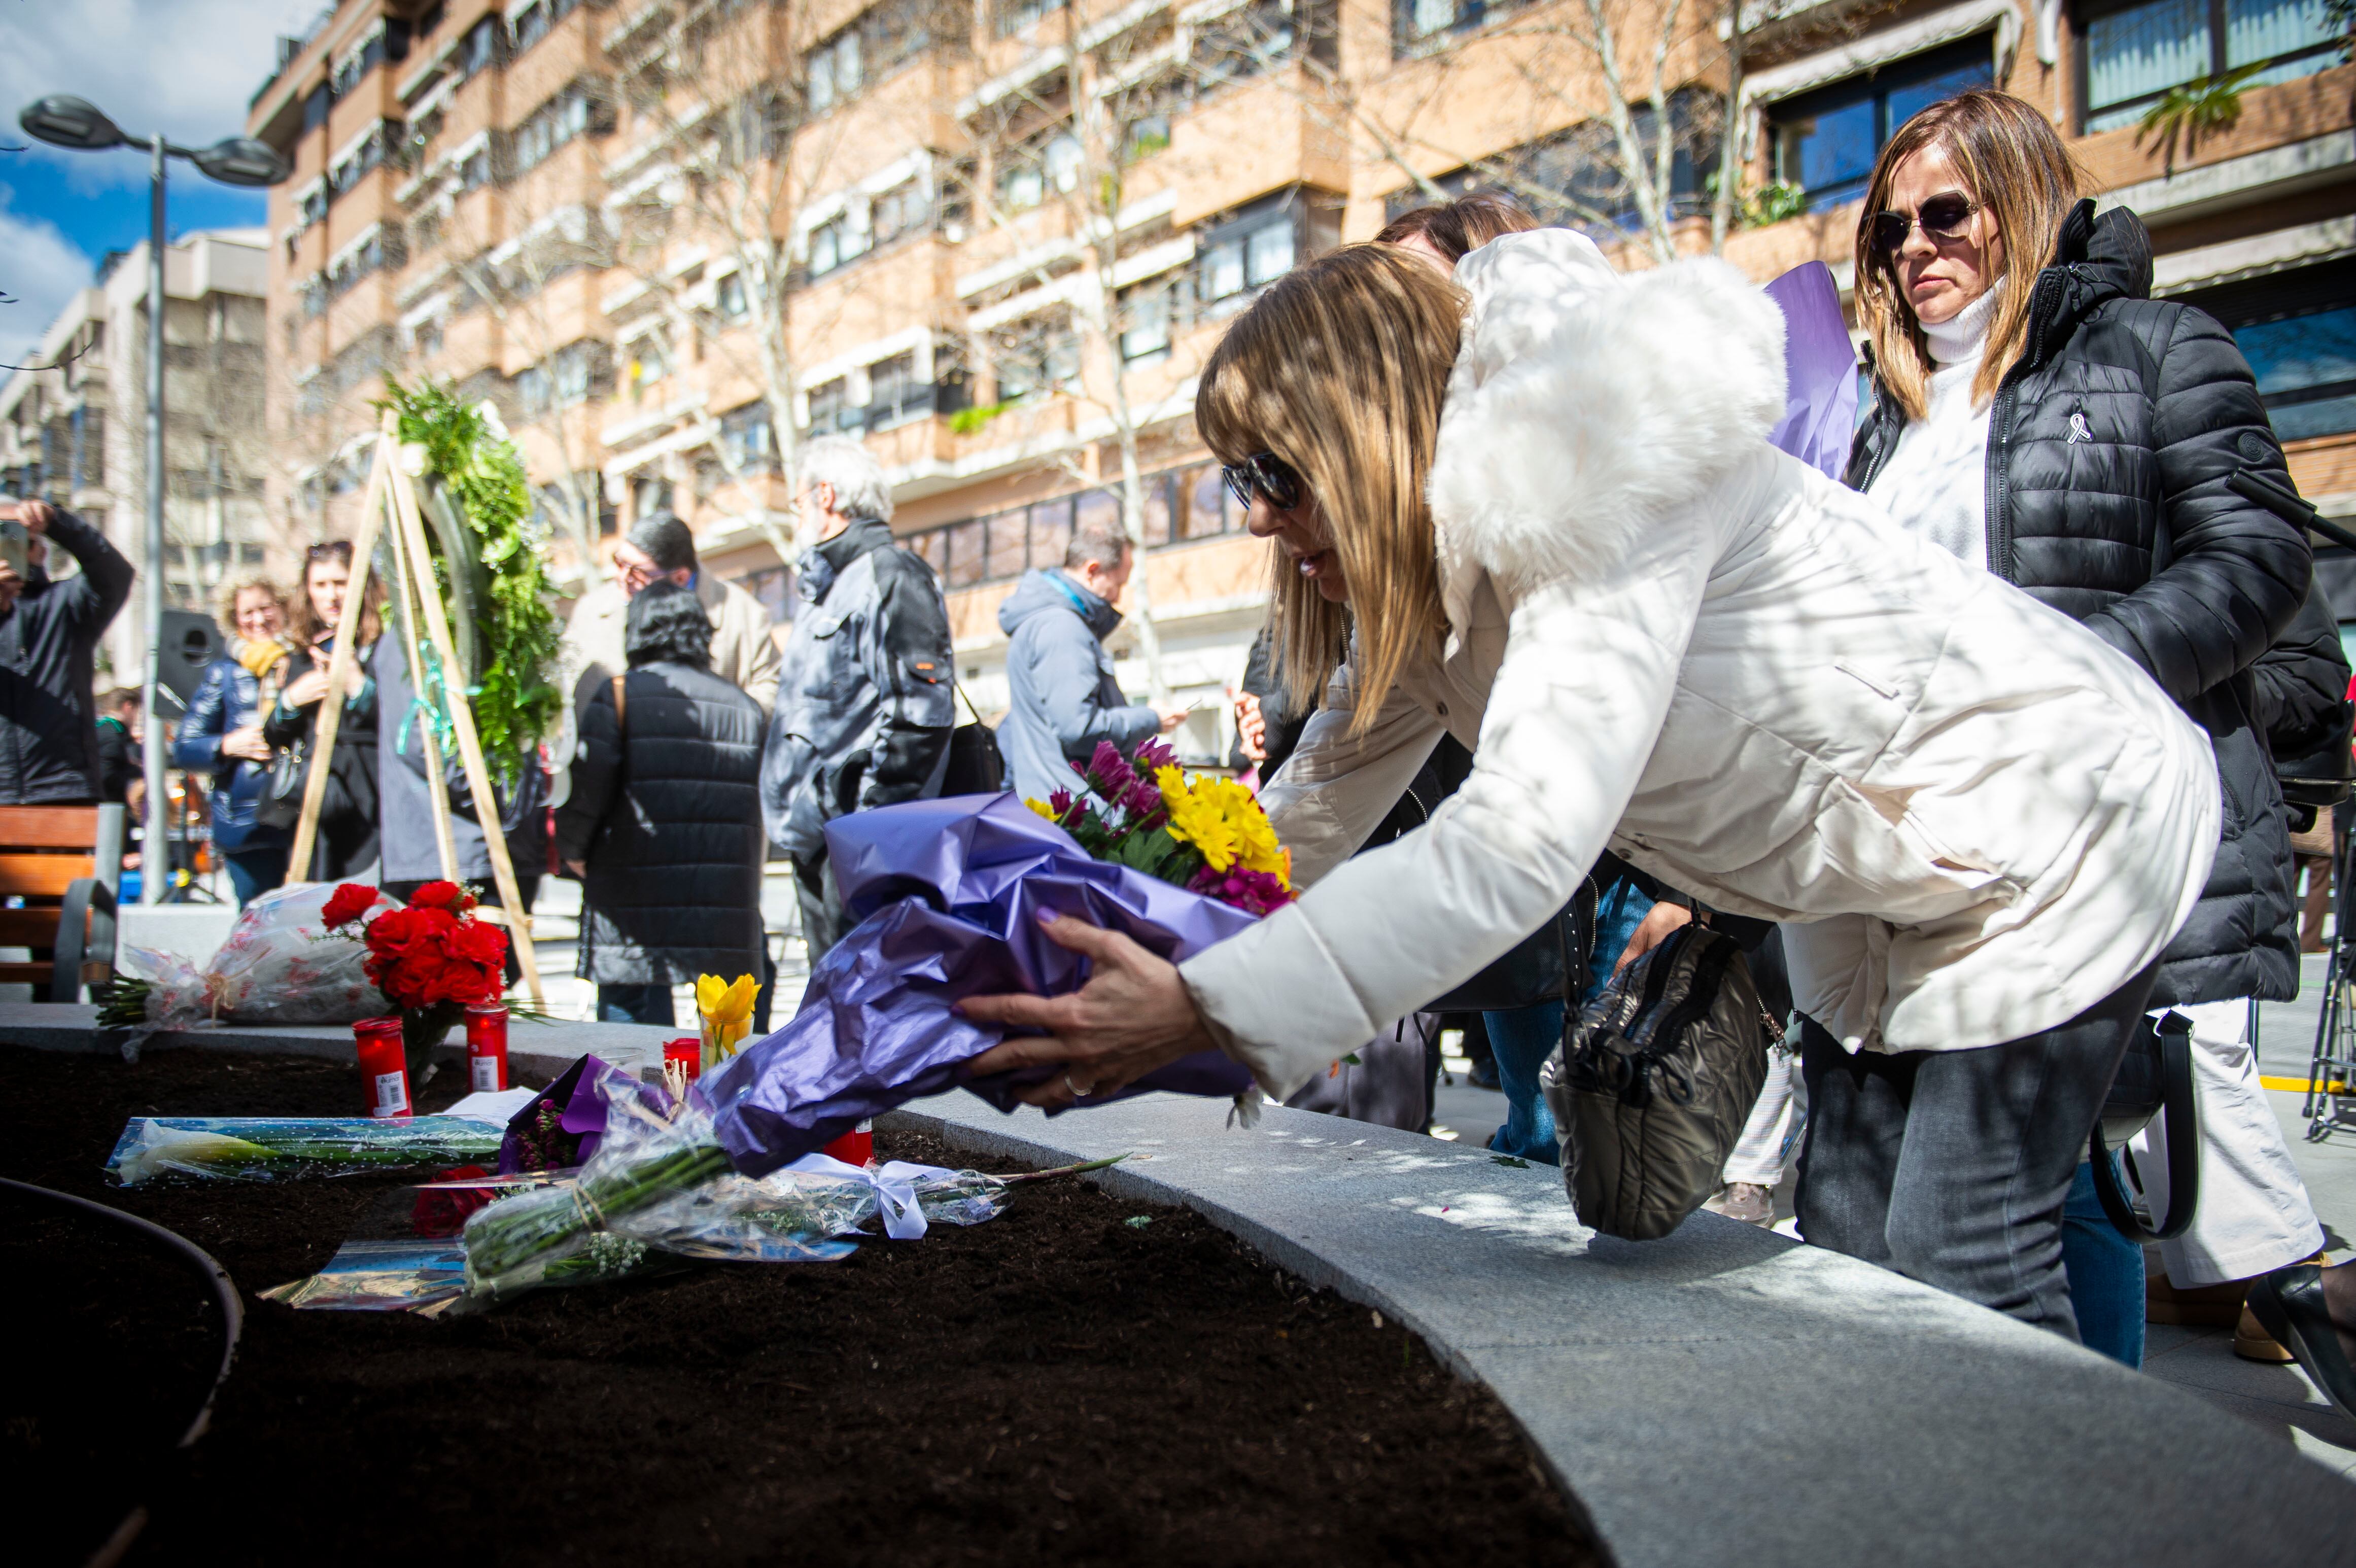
[1428,230,1789,593]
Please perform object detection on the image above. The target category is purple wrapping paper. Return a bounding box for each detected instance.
[1764,261,1860,480]
[698,792,1261,1177]
[496,1053,671,1172]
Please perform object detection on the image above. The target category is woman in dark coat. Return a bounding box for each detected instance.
[1844,89,2328,1365]
[558,579,766,1025]
[263,541,380,881]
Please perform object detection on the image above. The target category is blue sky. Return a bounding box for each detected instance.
[1,0,324,364]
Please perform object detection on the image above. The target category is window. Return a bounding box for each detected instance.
[328,120,404,198]
[1396,0,1517,52]
[872,179,929,245]
[808,207,872,277]
[1769,39,1995,211]
[1119,279,1176,363]
[997,0,1067,36]
[551,339,610,405]
[719,400,776,472]
[419,2,446,38]
[2080,0,2340,132]
[2181,260,2356,441]
[1193,192,1319,312]
[511,82,609,177]
[806,0,938,112]
[867,352,929,430]
[997,132,1081,213]
[735,565,793,623]
[808,29,862,113]
[303,84,331,134]
[989,501,1038,579]
[331,29,386,97]
[460,16,500,79]
[806,376,853,433]
[459,143,494,191]
[993,316,1081,402]
[515,363,553,416]
[716,271,750,320]
[626,328,674,391]
[417,316,444,357]
[632,475,674,520]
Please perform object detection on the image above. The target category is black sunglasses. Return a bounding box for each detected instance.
[1868,191,1980,257]
[1221,451,1304,514]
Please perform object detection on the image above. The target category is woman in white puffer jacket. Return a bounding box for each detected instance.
[963,232,2218,1339]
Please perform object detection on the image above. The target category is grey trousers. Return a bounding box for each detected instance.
[1794,961,2158,1338]
[791,853,847,968]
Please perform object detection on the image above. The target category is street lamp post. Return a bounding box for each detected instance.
[18,96,287,904]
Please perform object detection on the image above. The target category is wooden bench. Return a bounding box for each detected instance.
[0,804,123,1001]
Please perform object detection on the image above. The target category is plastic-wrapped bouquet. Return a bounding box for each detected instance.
[96,882,398,1036]
[1028,739,1294,915]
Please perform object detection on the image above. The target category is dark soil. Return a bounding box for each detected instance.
[2,1044,1602,1568]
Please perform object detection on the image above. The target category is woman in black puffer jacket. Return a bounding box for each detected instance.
[558,580,767,1026]
[1845,90,2329,1366]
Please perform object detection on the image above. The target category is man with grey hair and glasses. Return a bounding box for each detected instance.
[761,435,956,961]
[996,510,1186,804]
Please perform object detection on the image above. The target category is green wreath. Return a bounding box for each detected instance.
[374,376,562,788]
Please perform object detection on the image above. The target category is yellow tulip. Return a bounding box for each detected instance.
[696,972,762,1064]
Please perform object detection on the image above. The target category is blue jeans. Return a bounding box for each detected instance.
[1484,876,1660,1163]
[224,847,290,909]
[2062,1156,2146,1368]
[1484,999,1566,1162]
[598,984,676,1027]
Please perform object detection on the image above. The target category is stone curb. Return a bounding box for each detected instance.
[880,1089,2354,1568]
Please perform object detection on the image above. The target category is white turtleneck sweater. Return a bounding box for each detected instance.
[1864,286,2003,572]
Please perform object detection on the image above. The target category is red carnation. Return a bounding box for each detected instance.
[451,920,507,968]
[408,881,471,912]
[320,883,377,930]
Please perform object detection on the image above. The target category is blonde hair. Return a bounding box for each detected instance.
[1197,245,1465,730]
[217,574,287,629]
[1854,90,2084,421]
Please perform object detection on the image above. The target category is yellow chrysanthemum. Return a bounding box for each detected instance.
[1157,765,1240,871]
[1024,796,1058,822]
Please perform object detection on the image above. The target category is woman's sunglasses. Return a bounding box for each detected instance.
[1869,191,1980,256]
[1221,451,1304,514]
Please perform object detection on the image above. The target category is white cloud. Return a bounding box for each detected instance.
[0,0,330,190]
[0,198,97,367]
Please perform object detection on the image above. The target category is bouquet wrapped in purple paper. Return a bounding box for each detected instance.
[699,770,1279,1177]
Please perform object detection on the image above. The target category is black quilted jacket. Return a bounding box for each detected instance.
[1847,202,2314,1007]
[559,659,768,986]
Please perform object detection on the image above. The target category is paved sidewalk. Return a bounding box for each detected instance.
[886,1089,2353,1568]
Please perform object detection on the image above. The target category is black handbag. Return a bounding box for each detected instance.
[1540,921,1773,1240]
[252,737,309,831]
[2089,1009,2202,1242]
[940,684,1005,797]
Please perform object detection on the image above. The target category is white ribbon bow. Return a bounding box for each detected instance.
[785,1152,953,1239]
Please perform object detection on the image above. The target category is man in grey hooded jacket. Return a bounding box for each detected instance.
[995,510,1183,804]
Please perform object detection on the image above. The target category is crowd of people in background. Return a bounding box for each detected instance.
[0,83,2348,1423]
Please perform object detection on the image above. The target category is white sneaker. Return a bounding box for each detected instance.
[1702,1181,1776,1227]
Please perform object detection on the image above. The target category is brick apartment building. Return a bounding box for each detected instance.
[245,0,2354,758]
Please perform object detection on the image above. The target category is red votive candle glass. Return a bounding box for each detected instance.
[465,1004,510,1092]
[354,1017,411,1120]
[822,1119,874,1167]
[663,1036,701,1084]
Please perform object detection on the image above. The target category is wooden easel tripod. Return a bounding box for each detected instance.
[286,409,547,1005]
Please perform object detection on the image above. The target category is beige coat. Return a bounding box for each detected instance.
[1179,231,2219,1102]
[562,574,782,716]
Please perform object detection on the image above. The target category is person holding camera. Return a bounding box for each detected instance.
[0,498,134,806]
